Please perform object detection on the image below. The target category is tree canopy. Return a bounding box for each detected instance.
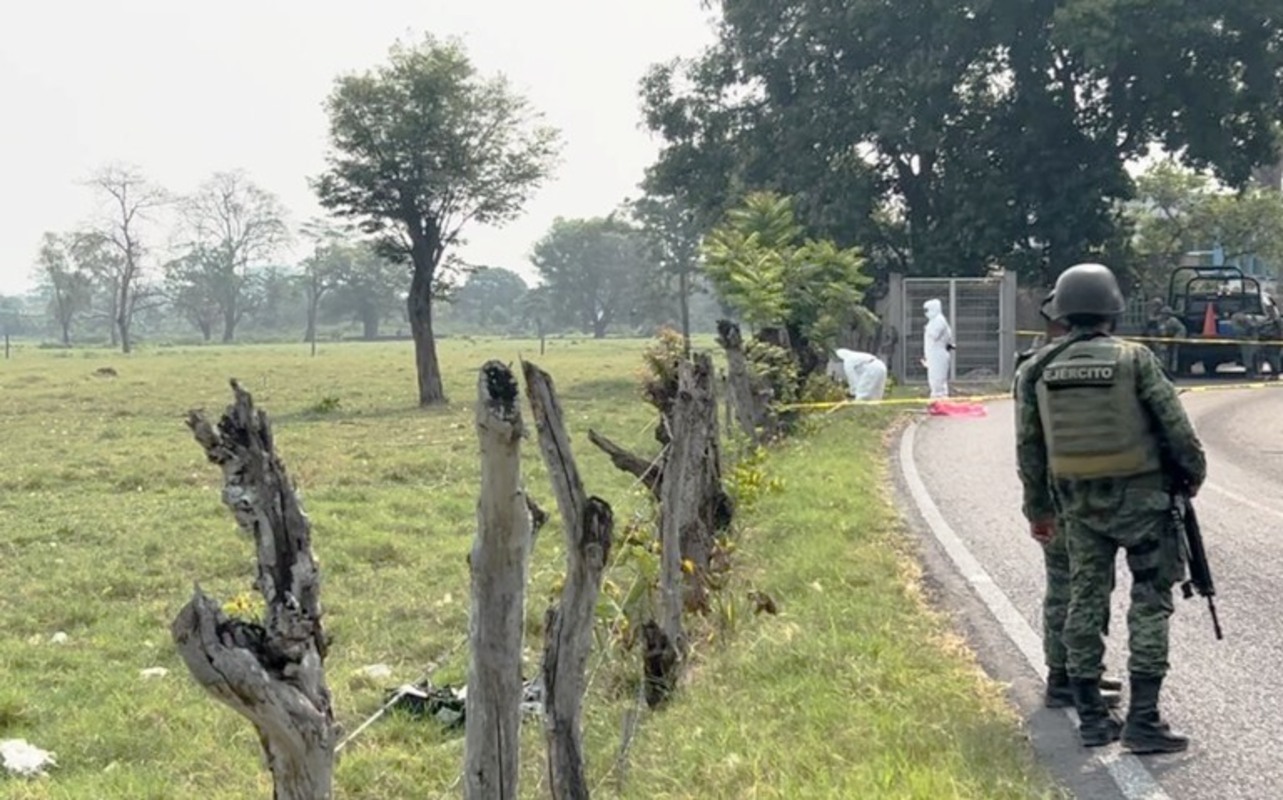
[641,1,1283,285]
[313,33,561,404]
[451,267,529,330]
[530,216,653,338]
[701,191,875,347]
[1127,159,1283,298]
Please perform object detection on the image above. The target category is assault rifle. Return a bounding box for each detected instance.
[1172,493,1224,640]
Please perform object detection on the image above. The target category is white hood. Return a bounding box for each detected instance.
[924,299,942,320]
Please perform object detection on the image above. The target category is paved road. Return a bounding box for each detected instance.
[897,386,1283,800]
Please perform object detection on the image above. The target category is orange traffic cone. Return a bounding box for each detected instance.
[1202,301,1218,336]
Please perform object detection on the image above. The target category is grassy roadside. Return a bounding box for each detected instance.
[614,409,1061,799]
[0,339,1055,798]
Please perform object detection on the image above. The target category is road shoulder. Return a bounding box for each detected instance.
[888,417,1132,800]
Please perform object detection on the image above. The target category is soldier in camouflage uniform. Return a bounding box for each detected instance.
[1014,293,1121,710]
[1143,297,1164,337]
[1015,264,1206,754]
[1152,307,1186,377]
[1232,306,1283,379]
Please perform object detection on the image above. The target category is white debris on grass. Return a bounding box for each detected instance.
[49,632,68,645]
[0,739,56,778]
[359,664,393,680]
[139,667,169,679]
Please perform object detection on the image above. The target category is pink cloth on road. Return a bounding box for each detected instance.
[927,399,988,418]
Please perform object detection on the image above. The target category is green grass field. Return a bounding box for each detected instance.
[0,337,1059,798]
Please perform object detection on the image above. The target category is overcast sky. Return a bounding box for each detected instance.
[0,0,716,295]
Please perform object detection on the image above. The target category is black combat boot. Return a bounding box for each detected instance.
[1071,678,1122,747]
[1046,670,1121,709]
[1122,675,1189,754]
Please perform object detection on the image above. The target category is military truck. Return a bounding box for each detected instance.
[1130,266,1276,377]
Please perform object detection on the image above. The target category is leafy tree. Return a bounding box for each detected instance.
[323,242,405,340]
[83,164,169,352]
[163,247,225,341]
[298,220,349,350]
[701,192,875,352]
[0,295,31,343]
[642,1,1283,285]
[313,33,561,405]
[178,170,290,342]
[517,285,554,349]
[628,193,704,355]
[1129,160,1283,298]
[452,266,529,330]
[34,232,93,345]
[529,216,651,338]
[248,265,302,335]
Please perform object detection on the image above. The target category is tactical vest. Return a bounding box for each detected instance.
[1033,338,1162,480]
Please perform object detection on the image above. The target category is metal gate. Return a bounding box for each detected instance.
[885,272,1018,386]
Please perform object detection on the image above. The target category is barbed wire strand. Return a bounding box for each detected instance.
[340,436,671,792]
[336,635,468,753]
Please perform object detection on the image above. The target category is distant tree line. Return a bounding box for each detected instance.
[6,167,727,349]
[8,8,1283,406]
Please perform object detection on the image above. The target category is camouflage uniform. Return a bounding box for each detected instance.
[1233,311,1282,378]
[1143,298,1164,338]
[1014,314,1119,708]
[1152,309,1186,376]
[1017,263,1206,754]
[1021,333,1200,748]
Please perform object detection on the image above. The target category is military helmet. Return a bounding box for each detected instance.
[1038,292,1055,322]
[1046,263,1126,320]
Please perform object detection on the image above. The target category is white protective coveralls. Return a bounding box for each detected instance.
[833,348,888,401]
[922,298,954,398]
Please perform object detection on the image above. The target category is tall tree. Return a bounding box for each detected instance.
[323,242,405,340]
[298,220,349,352]
[313,33,561,405]
[642,1,1283,284]
[179,170,289,342]
[34,232,93,345]
[453,266,529,330]
[517,285,554,352]
[628,194,704,355]
[163,247,224,341]
[251,265,302,334]
[83,164,169,352]
[530,216,651,339]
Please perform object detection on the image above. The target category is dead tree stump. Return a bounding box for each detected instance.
[663,352,725,599]
[717,320,766,444]
[172,380,337,800]
[524,361,614,800]
[466,362,534,800]
[647,353,718,703]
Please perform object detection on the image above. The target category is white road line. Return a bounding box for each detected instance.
[898,422,1172,800]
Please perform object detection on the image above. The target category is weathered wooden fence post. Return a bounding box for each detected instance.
[645,353,717,704]
[465,361,533,800]
[523,361,614,800]
[717,320,764,443]
[172,380,337,800]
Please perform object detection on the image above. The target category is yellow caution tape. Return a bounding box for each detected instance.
[1016,329,1282,347]
[778,392,1012,412]
[779,378,1283,412]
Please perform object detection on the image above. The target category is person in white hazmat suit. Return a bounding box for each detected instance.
[922,298,954,397]
[833,348,888,401]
